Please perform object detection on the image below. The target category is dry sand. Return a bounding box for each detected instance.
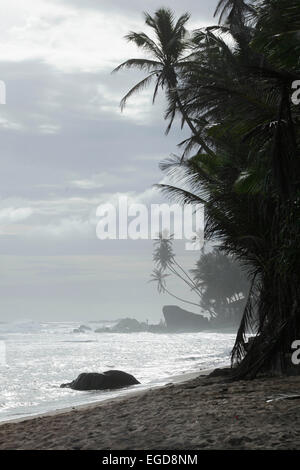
[1,372,300,450]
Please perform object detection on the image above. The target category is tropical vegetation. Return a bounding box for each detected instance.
[114,0,300,379]
[150,234,249,327]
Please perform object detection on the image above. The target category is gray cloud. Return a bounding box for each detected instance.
[54,0,216,20]
[0,0,214,321]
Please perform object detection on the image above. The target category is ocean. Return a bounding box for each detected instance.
[0,321,236,422]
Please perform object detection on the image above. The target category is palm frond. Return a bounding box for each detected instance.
[112,58,161,74]
[120,73,156,111]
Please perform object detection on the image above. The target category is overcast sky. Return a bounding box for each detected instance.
[0,0,218,322]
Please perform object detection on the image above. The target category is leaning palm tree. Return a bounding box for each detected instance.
[113,8,214,156]
[150,233,202,308]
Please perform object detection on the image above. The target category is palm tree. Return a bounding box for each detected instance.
[150,233,202,308]
[214,0,255,26]
[113,8,214,156]
[156,0,300,379]
[114,0,300,379]
[192,248,249,322]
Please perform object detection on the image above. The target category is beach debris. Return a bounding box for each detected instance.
[266,393,300,403]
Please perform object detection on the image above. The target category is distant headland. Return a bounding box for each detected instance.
[83,305,241,334]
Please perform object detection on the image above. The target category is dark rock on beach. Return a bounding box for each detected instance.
[60,370,140,391]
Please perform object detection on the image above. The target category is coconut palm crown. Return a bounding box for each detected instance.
[113,8,214,156]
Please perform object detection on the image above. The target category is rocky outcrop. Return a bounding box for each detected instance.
[95,318,167,334]
[111,318,146,332]
[72,324,92,333]
[163,305,210,332]
[60,370,140,391]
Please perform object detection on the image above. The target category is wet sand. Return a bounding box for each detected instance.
[1,373,300,450]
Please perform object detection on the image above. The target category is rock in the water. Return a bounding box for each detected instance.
[72,324,92,333]
[60,370,140,390]
[94,318,167,334]
[112,318,146,332]
[163,305,210,332]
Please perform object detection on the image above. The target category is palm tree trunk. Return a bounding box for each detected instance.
[164,287,201,307]
[174,90,216,158]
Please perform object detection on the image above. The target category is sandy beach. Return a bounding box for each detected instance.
[1,371,300,450]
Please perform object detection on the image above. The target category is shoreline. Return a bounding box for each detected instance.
[1,369,300,449]
[0,368,214,426]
